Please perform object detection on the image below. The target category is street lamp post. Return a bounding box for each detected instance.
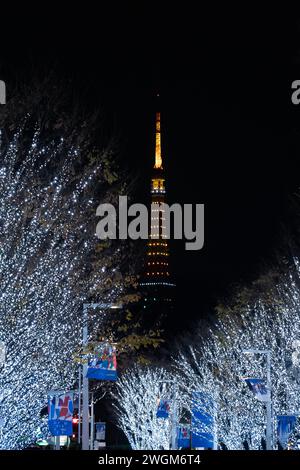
[171,384,178,450]
[0,342,6,446]
[81,303,89,451]
[158,379,178,450]
[213,400,218,450]
[90,392,95,450]
[81,302,120,450]
[0,341,5,367]
[78,366,82,445]
[243,349,272,450]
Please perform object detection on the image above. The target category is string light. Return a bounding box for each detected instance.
[113,367,177,450]
[0,122,121,449]
[177,259,300,449]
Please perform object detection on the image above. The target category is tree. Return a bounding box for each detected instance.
[287,418,300,450]
[113,366,183,450]
[0,83,125,449]
[177,257,300,449]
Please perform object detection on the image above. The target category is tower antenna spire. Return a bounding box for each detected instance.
[154,94,163,169]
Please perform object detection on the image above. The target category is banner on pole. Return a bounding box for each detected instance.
[86,343,117,381]
[48,391,74,436]
[244,378,270,402]
[156,399,171,419]
[177,424,190,448]
[191,392,214,449]
[277,415,297,449]
[95,422,106,441]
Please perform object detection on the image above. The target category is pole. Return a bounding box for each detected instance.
[55,435,60,450]
[266,351,272,450]
[90,392,94,450]
[78,365,82,445]
[171,383,178,450]
[158,379,178,450]
[0,342,5,450]
[242,349,273,450]
[213,400,218,450]
[81,302,119,450]
[171,407,177,449]
[82,304,89,450]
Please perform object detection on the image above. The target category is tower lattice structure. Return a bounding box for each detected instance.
[141,107,175,298]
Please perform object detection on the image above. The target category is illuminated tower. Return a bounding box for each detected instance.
[140,104,175,315]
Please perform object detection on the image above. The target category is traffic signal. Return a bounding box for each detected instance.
[72,414,79,439]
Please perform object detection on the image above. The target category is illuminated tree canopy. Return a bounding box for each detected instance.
[115,259,300,450]
[0,88,123,449]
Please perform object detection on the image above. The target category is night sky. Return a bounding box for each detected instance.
[1,5,300,330]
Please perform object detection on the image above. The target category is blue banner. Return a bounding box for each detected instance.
[277,415,297,448]
[191,392,214,449]
[48,392,73,436]
[86,343,117,381]
[244,378,270,402]
[96,422,106,440]
[156,399,171,419]
[177,425,190,448]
